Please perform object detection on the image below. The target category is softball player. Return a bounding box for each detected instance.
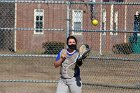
[54,36,83,93]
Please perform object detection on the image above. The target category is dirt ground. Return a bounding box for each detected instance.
[0,55,140,93]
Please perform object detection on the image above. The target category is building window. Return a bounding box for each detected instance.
[34,9,44,34]
[103,0,109,2]
[72,10,83,35]
[113,11,118,35]
[135,11,140,36]
[102,9,106,35]
[103,0,123,2]
[90,0,95,2]
[115,0,123,2]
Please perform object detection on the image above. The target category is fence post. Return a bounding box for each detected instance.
[66,1,71,48]
[66,1,70,38]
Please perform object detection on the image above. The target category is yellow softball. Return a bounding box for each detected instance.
[92,19,99,26]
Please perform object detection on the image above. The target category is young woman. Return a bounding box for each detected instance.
[54,36,83,93]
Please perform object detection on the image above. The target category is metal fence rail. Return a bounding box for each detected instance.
[0,1,140,93]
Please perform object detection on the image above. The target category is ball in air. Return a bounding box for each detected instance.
[92,19,99,26]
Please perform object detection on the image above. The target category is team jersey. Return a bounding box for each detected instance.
[56,49,80,78]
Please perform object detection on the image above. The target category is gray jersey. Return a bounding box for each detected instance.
[60,49,79,79]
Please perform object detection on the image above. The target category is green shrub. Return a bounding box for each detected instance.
[42,41,65,54]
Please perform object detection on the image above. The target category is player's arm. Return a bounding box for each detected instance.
[54,57,65,68]
[54,50,66,68]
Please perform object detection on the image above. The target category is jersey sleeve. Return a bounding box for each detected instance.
[55,50,62,61]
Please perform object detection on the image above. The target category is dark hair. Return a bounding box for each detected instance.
[66,36,77,45]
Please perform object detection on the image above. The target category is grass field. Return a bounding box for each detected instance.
[0,54,140,93]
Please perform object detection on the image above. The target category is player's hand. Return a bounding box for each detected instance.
[77,59,82,61]
[61,53,67,60]
[76,59,83,66]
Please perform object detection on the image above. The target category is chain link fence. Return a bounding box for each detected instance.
[0,0,140,93]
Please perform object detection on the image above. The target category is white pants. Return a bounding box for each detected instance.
[56,77,82,93]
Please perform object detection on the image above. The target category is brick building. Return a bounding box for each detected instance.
[1,0,140,54]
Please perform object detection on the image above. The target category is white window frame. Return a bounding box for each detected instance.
[113,11,118,35]
[34,9,44,34]
[102,9,106,35]
[110,6,118,36]
[72,10,83,35]
[110,4,114,35]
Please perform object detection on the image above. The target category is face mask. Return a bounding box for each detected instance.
[68,44,77,50]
